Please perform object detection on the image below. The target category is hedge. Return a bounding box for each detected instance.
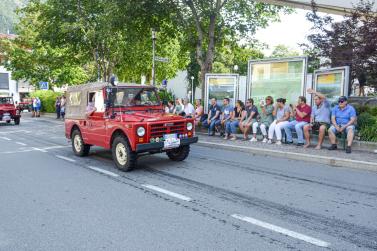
[28,90,62,113]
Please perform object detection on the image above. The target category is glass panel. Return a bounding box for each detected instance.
[69,92,81,106]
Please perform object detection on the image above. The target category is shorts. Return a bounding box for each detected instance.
[312,122,330,131]
[329,125,355,134]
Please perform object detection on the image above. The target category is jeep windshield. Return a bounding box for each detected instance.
[109,87,161,107]
[0,97,14,105]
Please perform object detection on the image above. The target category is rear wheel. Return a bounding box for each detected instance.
[14,118,20,125]
[112,135,137,172]
[166,145,190,161]
[6,120,11,124]
[71,129,90,157]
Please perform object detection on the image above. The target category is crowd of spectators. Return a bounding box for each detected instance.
[168,88,357,154]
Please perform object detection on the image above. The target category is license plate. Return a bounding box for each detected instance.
[163,134,180,149]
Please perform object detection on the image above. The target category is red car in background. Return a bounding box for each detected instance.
[0,96,21,125]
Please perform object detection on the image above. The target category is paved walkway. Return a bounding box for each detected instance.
[196,132,377,172]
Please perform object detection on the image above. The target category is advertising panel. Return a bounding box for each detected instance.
[248,57,307,107]
[314,67,350,105]
[205,74,238,112]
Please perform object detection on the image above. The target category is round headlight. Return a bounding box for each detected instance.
[186,122,193,131]
[137,127,145,137]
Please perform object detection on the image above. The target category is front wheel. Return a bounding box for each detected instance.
[71,129,90,157]
[111,135,137,172]
[166,145,190,161]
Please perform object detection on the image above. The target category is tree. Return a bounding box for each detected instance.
[270,44,300,58]
[304,0,377,95]
[0,1,91,86]
[170,0,288,100]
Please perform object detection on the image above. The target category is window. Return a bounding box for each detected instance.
[88,91,105,112]
[109,88,161,107]
[69,92,81,106]
[0,73,9,89]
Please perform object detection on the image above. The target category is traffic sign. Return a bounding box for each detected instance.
[39,81,49,90]
[155,56,169,63]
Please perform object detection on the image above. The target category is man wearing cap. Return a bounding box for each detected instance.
[328,96,357,153]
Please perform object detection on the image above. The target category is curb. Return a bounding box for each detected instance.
[197,141,377,172]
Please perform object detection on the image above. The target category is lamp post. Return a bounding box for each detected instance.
[190,76,194,103]
[233,65,239,73]
[152,29,157,86]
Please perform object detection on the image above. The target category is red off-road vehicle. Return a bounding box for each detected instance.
[64,82,198,171]
[0,97,21,125]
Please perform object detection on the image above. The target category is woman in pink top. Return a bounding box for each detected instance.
[194,99,204,125]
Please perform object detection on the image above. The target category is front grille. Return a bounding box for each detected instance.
[150,121,185,138]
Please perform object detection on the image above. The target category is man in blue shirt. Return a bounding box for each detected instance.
[328,96,357,153]
[220,98,234,137]
[202,98,221,136]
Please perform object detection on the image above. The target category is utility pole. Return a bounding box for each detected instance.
[191,76,195,103]
[152,29,156,86]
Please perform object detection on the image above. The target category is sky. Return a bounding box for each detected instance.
[254,9,344,56]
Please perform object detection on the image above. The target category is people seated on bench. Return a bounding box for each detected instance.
[239,98,258,140]
[251,96,274,143]
[220,98,234,137]
[328,96,357,154]
[194,99,204,126]
[183,98,195,118]
[202,98,221,136]
[267,98,290,145]
[283,96,312,146]
[224,100,244,140]
[303,89,331,149]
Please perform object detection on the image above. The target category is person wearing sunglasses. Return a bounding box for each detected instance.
[202,98,221,136]
[328,96,357,153]
[239,98,258,140]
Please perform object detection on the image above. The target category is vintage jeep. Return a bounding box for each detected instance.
[64,82,198,171]
[0,96,21,125]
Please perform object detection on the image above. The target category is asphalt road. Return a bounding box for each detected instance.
[1,115,377,250]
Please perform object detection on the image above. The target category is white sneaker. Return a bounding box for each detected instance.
[267,139,272,144]
[250,137,257,142]
[262,138,268,143]
[276,140,282,145]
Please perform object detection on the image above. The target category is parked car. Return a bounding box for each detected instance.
[64,82,198,171]
[18,98,33,112]
[0,96,21,125]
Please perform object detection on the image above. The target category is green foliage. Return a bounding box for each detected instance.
[359,124,377,142]
[269,44,300,58]
[0,0,28,33]
[28,90,61,113]
[355,105,371,115]
[357,112,376,129]
[158,89,174,105]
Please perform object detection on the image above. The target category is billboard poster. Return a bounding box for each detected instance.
[248,57,307,107]
[205,74,238,112]
[314,67,350,105]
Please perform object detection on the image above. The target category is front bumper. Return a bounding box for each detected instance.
[135,136,198,153]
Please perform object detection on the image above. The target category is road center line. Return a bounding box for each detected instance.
[87,166,119,177]
[15,142,27,146]
[55,155,76,162]
[231,214,330,248]
[142,184,192,202]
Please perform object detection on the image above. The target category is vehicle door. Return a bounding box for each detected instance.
[86,90,107,147]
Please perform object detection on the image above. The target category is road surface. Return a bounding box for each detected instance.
[0,116,376,250]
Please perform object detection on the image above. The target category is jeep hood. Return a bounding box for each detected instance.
[122,112,186,122]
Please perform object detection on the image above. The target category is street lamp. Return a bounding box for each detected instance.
[152,29,157,86]
[190,76,194,103]
[233,65,239,73]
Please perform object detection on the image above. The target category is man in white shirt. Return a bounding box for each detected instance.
[183,98,195,117]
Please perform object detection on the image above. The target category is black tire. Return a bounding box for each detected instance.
[6,120,11,124]
[111,135,137,172]
[166,145,190,161]
[14,118,20,125]
[71,129,90,157]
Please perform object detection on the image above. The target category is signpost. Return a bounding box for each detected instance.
[155,56,170,63]
[314,66,350,105]
[247,57,307,107]
[39,81,49,90]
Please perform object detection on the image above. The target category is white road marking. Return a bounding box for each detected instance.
[15,142,27,146]
[0,130,30,134]
[0,145,69,154]
[231,214,330,248]
[32,147,48,153]
[0,137,11,141]
[55,155,76,162]
[87,166,119,177]
[142,184,192,202]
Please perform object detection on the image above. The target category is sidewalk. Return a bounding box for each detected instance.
[196,132,377,172]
